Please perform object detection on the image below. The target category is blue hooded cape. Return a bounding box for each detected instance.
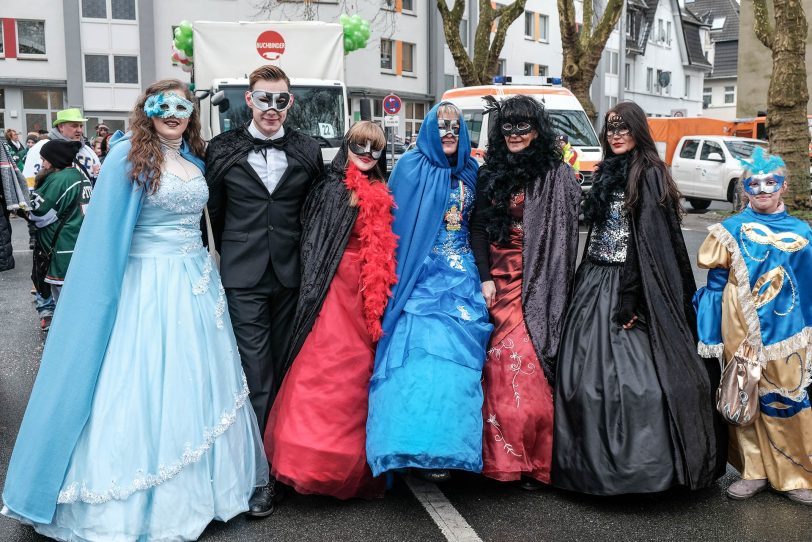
[2,132,205,523]
[372,103,479,382]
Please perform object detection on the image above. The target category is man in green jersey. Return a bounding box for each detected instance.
[29,140,93,308]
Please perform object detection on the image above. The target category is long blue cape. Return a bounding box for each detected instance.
[2,132,205,523]
[371,103,479,382]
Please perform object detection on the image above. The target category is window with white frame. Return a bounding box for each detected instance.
[460,18,468,47]
[402,42,415,73]
[85,55,111,83]
[539,65,548,76]
[684,75,691,98]
[85,54,139,84]
[23,89,63,133]
[608,51,619,75]
[16,20,46,56]
[658,19,664,42]
[111,0,136,20]
[539,14,549,41]
[712,17,726,30]
[0,89,5,131]
[114,55,139,84]
[703,87,712,107]
[404,101,425,141]
[724,85,735,104]
[524,62,534,76]
[666,21,672,45]
[82,0,106,18]
[646,68,654,92]
[444,74,456,91]
[497,59,506,76]
[0,25,4,57]
[401,0,414,11]
[524,11,534,38]
[380,39,393,71]
[624,63,631,89]
[82,0,136,20]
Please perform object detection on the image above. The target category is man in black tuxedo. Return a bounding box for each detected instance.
[205,65,323,518]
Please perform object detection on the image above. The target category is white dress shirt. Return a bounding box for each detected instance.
[247,121,289,195]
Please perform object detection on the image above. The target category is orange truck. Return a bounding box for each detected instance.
[733,116,812,158]
[647,117,735,165]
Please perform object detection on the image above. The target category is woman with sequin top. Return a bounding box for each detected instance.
[2,80,268,540]
[552,102,725,495]
[470,95,581,489]
[366,103,493,484]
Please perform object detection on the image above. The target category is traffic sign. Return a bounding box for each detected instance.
[383,94,402,115]
[383,115,399,127]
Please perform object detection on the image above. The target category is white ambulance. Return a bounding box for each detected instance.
[442,77,602,190]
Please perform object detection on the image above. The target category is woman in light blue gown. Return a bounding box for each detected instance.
[366,103,492,482]
[1,79,267,541]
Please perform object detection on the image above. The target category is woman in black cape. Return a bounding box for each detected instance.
[263,121,397,500]
[553,102,726,495]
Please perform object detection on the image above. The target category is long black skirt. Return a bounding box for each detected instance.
[553,261,677,495]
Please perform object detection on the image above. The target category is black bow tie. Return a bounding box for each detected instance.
[252,136,287,154]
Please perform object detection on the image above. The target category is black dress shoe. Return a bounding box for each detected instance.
[414,469,451,483]
[519,477,543,491]
[247,478,285,518]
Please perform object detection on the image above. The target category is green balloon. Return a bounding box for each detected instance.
[351,14,361,24]
[179,20,193,32]
[339,14,350,25]
[359,27,370,40]
[343,36,354,51]
[174,27,183,39]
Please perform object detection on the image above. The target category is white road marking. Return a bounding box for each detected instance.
[404,476,484,542]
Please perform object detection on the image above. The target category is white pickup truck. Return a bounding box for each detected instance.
[670,136,767,210]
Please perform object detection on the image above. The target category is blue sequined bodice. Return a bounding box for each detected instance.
[431,179,475,271]
[130,172,209,257]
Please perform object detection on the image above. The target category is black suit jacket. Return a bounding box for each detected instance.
[206,129,323,289]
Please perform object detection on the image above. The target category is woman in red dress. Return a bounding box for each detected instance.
[264,121,397,499]
[471,96,581,488]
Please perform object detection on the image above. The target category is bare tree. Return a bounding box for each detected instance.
[558,0,624,120]
[437,0,528,86]
[753,0,811,210]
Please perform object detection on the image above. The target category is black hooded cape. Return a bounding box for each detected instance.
[472,162,582,381]
[626,167,727,488]
[282,143,387,369]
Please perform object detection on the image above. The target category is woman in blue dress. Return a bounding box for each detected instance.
[1,79,267,541]
[366,102,492,482]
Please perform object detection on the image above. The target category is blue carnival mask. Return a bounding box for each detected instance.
[743,173,785,195]
[144,91,194,119]
[739,147,786,195]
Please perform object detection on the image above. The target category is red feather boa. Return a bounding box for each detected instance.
[343,163,398,341]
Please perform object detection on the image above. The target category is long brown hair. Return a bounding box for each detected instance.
[127,79,205,192]
[600,102,683,219]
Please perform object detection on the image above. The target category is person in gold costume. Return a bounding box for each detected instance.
[694,148,812,504]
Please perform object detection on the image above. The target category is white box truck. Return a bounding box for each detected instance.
[193,21,349,162]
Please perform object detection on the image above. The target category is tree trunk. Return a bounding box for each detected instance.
[768,0,810,210]
[438,0,527,87]
[754,0,810,211]
[558,0,624,121]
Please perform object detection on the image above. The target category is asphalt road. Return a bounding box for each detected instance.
[2,202,811,542]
